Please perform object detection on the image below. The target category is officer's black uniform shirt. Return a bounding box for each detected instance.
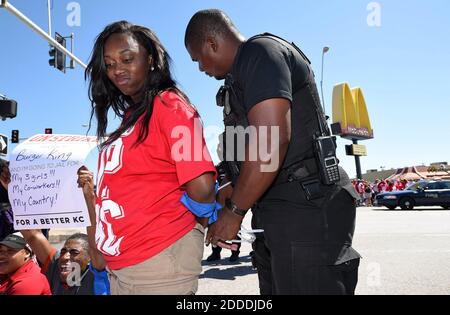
[231,35,309,111]
[228,35,321,170]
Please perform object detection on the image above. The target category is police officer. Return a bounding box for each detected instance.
[185,9,361,295]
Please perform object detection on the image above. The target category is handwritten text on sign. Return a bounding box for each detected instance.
[9,135,98,230]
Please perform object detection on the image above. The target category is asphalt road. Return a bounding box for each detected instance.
[353,206,450,295]
[50,206,450,295]
[197,206,450,295]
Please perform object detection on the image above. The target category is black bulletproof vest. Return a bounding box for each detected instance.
[219,34,330,172]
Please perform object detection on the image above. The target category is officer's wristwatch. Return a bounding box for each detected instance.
[225,198,248,217]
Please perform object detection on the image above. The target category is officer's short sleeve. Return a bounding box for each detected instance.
[236,39,293,112]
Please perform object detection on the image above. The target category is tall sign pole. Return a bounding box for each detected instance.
[353,139,363,179]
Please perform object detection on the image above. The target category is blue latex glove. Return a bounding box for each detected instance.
[180,183,223,225]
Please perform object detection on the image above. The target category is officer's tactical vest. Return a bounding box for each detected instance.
[219,33,330,178]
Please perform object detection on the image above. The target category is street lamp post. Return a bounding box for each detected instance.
[320,46,330,115]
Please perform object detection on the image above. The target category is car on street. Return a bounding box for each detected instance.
[375,180,450,210]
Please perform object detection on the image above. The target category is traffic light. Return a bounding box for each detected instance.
[0,98,17,119]
[45,128,53,134]
[48,46,56,67]
[48,32,66,73]
[11,130,19,143]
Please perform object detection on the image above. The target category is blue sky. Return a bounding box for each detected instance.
[1,0,449,178]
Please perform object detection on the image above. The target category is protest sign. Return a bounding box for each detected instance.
[8,134,98,230]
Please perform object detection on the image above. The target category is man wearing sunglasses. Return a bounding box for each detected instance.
[19,230,108,295]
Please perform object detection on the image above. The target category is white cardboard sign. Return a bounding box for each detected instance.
[9,134,98,230]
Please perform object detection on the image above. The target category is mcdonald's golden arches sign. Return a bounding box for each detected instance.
[331,83,374,140]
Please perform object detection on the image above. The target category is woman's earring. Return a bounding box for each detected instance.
[151,66,155,72]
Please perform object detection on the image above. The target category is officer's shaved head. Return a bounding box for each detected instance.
[184,9,239,49]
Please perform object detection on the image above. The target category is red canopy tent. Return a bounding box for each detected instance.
[386,166,426,181]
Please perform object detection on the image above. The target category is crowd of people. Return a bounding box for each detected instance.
[352,178,416,207]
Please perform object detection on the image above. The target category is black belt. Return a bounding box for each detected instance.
[273,157,319,186]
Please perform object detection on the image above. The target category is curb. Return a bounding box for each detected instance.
[48,228,85,245]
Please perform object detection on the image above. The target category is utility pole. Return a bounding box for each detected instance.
[1,0,86,69]
[47,0,52,36]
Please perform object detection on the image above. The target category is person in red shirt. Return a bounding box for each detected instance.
[385,180,395,192]
[357,181,365,194]
[0,233,51,295]
[84,21,216,295]
[395,180,404,191]
[378,180,387,193]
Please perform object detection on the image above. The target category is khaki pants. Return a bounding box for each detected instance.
[108,223,204,295]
